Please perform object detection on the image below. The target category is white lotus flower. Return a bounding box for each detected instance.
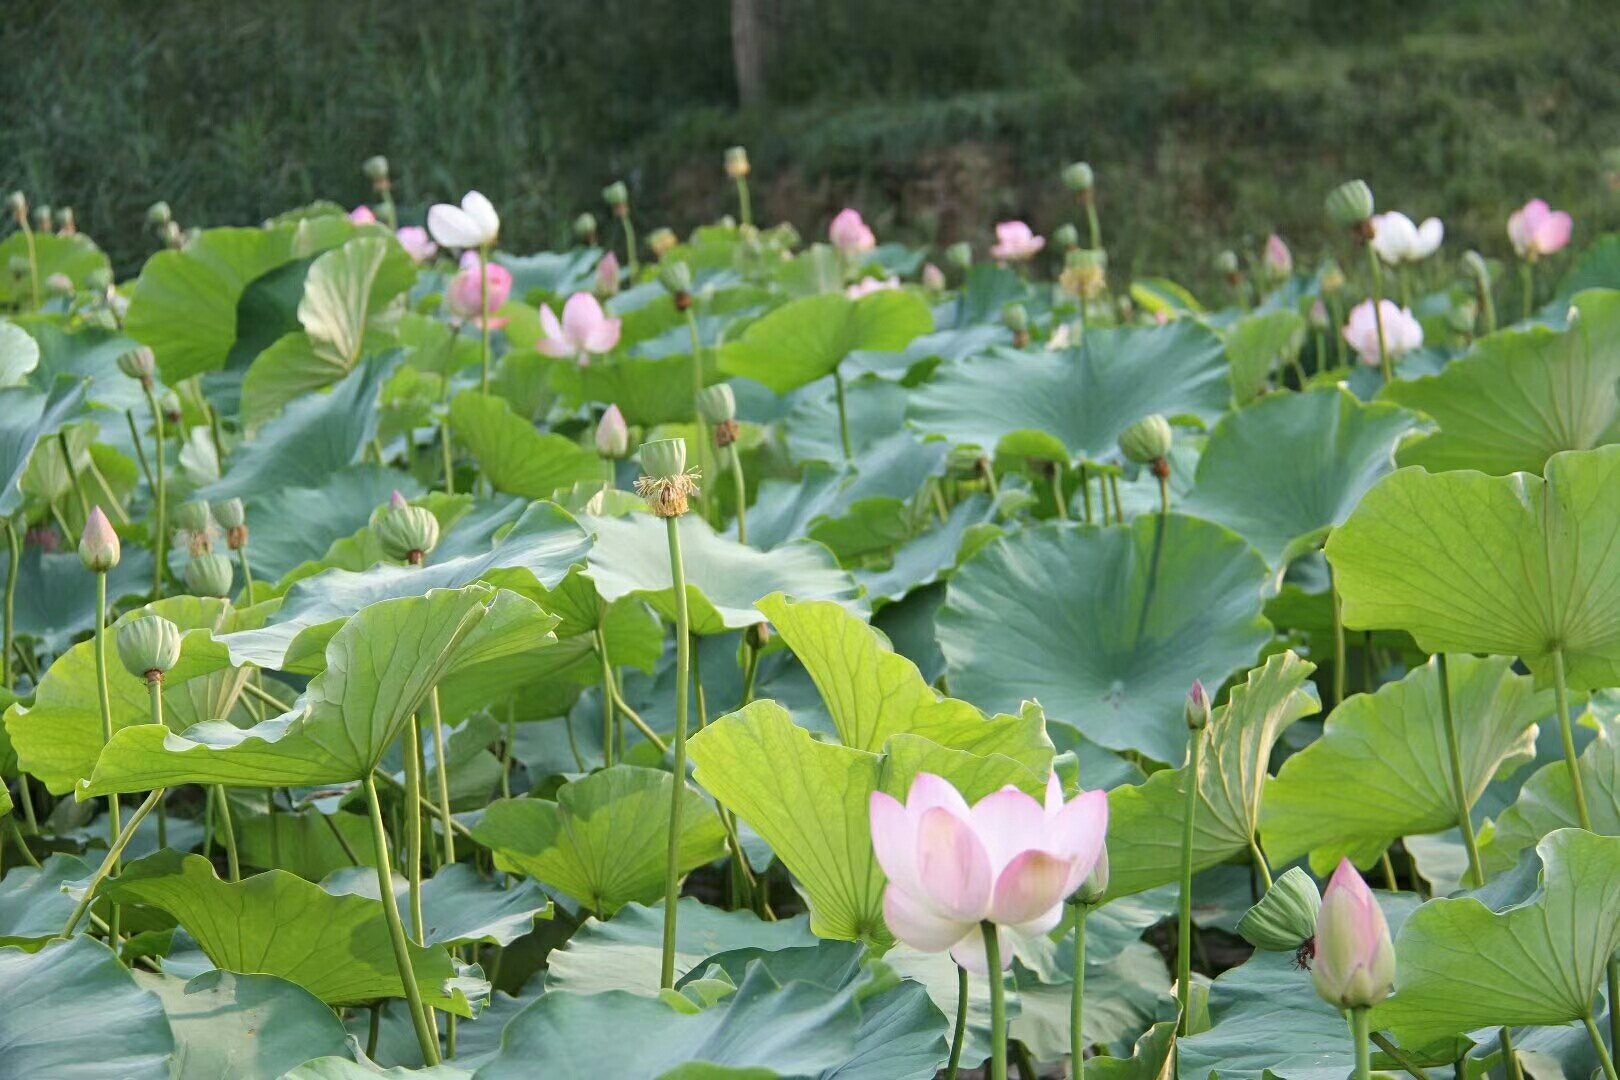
[427,190,500,250]
[1370,212,1442,265]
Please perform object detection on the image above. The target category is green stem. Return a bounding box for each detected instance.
[1371,1032,1432,1080]
[1071,904,1087,1080]
[404,714,426,942]
[1051,462,1068,520]
[1398,265,1412,311]
[216,785,240,881]
[1609,959,1620,1065]
[1521,261,1535,323]
[944,964,968,1080]
[597,625,616,768]
[206,403,226,472]
[143,385,167,599]
[1082,194,1101,251]
[621,213,640,277]
[362,775,442,1066]
[93,572,122,940]
[1108,475,1123,524]
[1435,654,1485,887]
[1551,647,1593,831]
[660,514,693,990]
[1352,1008,1372,1080]
[608,680,669,753]
[58,431,93,524]
[736,178,752,229]
[2,517,17,691]
[501,703,514,799]
[981,922,1008,1080]
[833,366,854,461]
[59,786,164,939]
[236,546,254,603]
[320,809,362,866]
[740,641,760,707]
[429,688,455,865]
[266,789,280,869]
[729,449,749,545]
[1177,724,1203,1034]
[439,419,455,496]
[380,191,398,231]
[1078,465,1093,524]
[19,219,40,309]
[1582,1013,1620,1080]
[479,246,492,395]
[1382,851,1400,892]
[1248,835,1274,891]
[125,410,155,494]
[1157,472,1170,517]
[1366,248,1391,384]
[1498,1028,1523,1080]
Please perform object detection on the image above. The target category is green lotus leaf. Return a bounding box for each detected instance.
[236,808,377,880]
[137,969,350,1080]
[448,392,605,500]
[783,374,909,464]
[1262,654,1549,873]
[321,863,552,948]
[0,544,158,656]
[1177,950,1359,1080]
[1223,309,1306,405]
[1484,710,1620,873]
[1009,940,1172,1064]
[855,493,999,605]
[719,290,935,394]
[0,318,39,387]
[0,853,91,949]
[244,465,426,584]
[0,374,89,516]
[23,322,148,412]
[937,518,1274,763]
[104,850,476,1013]
[1325,444,1620,691]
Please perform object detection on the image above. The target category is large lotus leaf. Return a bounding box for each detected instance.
[758,594,1051,769]
[0,319,38,386]
[1009,940,1172,1063]
[719,290,935,394]
[138,969,350,1080]
[470,765,728,917]
[906,319,1229,462]
[5,596,249,794]
[1373,829,1620,1044]
[245,465,424,583]
[938,518,1273,763]
[1180,388,1419,567]
[1385,289,1620,475]
[104,851,475,1013]
[22,322,148,412]
[286,1061,473,1080]
[449,392,604,499]
[1262,654,1549,872]
[1485,713,1620,872]
[1104,652,1318,899]
[545,900,817,996]
[221,502,587,672]
[322,863,551,948]
[0,233,111,305]
[0,543,156,656]
[0,375,88,516]
[0,853,91,949]
[236,808,377,879]
[1326,444,1620,691]
[855,493,998,605]
[0,935,172,1080]
[583,512,865,636]
[83,586,546,793]
[1223,309,1306,405]
[1177,950,1356,1080]
[782,375,910,464]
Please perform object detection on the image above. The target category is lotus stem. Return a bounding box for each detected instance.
[1051,461,1068,520]
[92,571,123,940]
[729,448,749,545]
[621,213,640,278]
[18,217,39,309]
[479,245,492,396]
[125,410,155,494]
[142,385,167,599]
[362,774,441,1066]
[428,688,455,865]
[1610,959,1620,1061]
[1082,193,1101,252]
[944,964,968,1080]
[3,517,17,690]
[215,785,240,881]
[1108,474,1124,523]
[1434,655,1485,887]
[1071,903,1088,1080]
[59,786,164,940]
[606,681,668,754]
[659,513,694,989]
[981,921,1008,1080]
[1521,261,1535,323]
[501,703,515,799]
[1498,1028,1523,1080]
[1365,248,1391,383]
[1381,851,1400,891]
[596,624,616,767]
[1583,1013,1620,1080]
[1332,578,1347,709]
[1248,835,1274,892]
[403,712,426,942]
[57,431,92,524]
[740,640,760,708]
[439,418,455,496]
[735,178,753,229]
[1177,725,1203,1034]
[833,365,854,461]
[1550,648,1593,831]
[1369,1034,1431,1080]
[1352,1008,1373,1080]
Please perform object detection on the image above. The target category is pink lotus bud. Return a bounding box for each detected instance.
[869,771,1108,973]
[78,506,121,572]
[1343,300,1424,367]
[396,226,439,264]
[1312,859,1395,1009]
[829,209,876,255]
[596,404,629,458]
[445,252,513,329]
[1263,234,1293,277]
[989,221,1046,262]
[1507,199,1572,260]
[921,263,946,291]
[349,205,378,225]
[1185,680,1210,731]
[845,276,899,300]
[596,252,621,298]
[389,490,410,511]
[537,292,622,367]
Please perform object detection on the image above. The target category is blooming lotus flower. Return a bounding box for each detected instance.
[1263,234,1293,277]
[1343,299,1423,367]
[1507,199,1572,260]
[990,221,1045,262]
[349,205,378,225]
[538,292,622,366]
[1371,212,1443,264]
[396,227,438,264]
[1312,859,1395,1009]
[445,251,512,330]
[845,276,899,300]
[596,252,621,298]
[427,190,499,250]
[870,772,1108,973]
[829,209,876,255]
[596,404,629,458]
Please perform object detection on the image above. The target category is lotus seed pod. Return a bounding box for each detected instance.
[640,438,688,480]
[1185,680,1211,731]
[647,227,678,259]
[4,191,25,218]
[696,384,737,425]
[602,181,629,209]
[724,146,751,180]
[78,506,121,572]
[1325,179,1375,229]
[117,346,157,385]
[172,501,214,534]
[660,260,693,298]
[573,212,598,241]
[54,207,75,233]
[1052,223,1080,251]
[159,390,182,424]
[45,273,74,296]
[212,497,245,530]
[1237,866,1322,951]
[635,438,698,518]
[117,615,183,683]
[377,504,440,565]
[184,552,235,597]
[1119,414,1173,465]
[1213,250,1240,276]
[362,155,390,182]
[32,206,52,233]
[1075,844,1110,905]
[146,200,172,226]
[1062,161,1095,193]
[945,241,973,271]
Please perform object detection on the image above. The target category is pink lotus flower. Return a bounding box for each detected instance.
[990,221,1045,262]
[829,209,876,255]
[596,404,629,458]
[427,190,500,249]
[870,772,1108,973]
[1343,299,1423,367]
[1263,234,1294,277]
[446,251,513,330]
[845,276,899,300]
[397,227,438,264]
[596,252,621,298]
[538,292,622,366]
[349,205,378,225]
[1312,859,1395,1009]
[1507,199,1572,260]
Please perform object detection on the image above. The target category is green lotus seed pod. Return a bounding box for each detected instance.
[640,438,688,481]
[159,390,182,423]
[602,181,629,209]
[377,504,440,565]
[212,497,246,530]
[574,212,598,240]
[659,260,693,297]
[54,207,75,232]
[4,191,25,217]
[1119,414,1173,465]
[184,552,235,598]
[696,384,737,425]
[1236,866,1322,951]
[1213,250,1240,276]
[724,146,751,179]
[117,615,183,682]
[117,346,156,383]
[362,155,390,182]
[648,227,678,259]
[1062,161,1095,192]
[945,241,973,271]
[1052,223,1080,251]
[32,206,51,232]
[146,200,172,226]
[1002,303,1029,334]
[1076,845,1109,905]
[171,501,214,534]
[1325,179,1374,228]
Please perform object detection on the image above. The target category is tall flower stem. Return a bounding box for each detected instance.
[981,922,1008,1080]
[18,217,40,309]
[683,310,709,464]
[236,546,254,602]
[943,964,969,1080]
[1498,1028,1524,1080]
[479,245,493,395]
[735,179,753,229]
[93,572,122,940]
[1610,963,1620,1072]
[1435,654,1484,887]
[596,623,616,768]
[1582,1013,1620,1080]
[1550,648,1593,831]
[1082,193,1101,251]
[362,775,442,1066]
[620,213,640,277]
[1070,903,1088,1080]
[1079,465,1093,524]
[125,411,155,494]
[2,517,17,691]
[141,385,168,599]
[1351,1007,1373,1080]
[1520,261,1536,323]
[1051,462,1068,520]
[215,785,241,880]
[439,417,456,496]
[59,786,164,939]
[403,713,426,942]
[429,688,455,865]
[1365,248,1392,383]
[1177,725,1204,1034]
[833,366,855,462]
[659,515,694,989]
[728,449,749,545]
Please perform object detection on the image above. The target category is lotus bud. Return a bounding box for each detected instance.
[1185,680,1211,731]
[595,404,630,459]
[660,260,694,310]
[1237,866,1321,951]
[389,489,410,511]
[648,227,678,260]
[635,438,699,518]
[596,251,621,297]
[574,212,598,243]
[32,206,52,233]
[1325,180,1375,231]
[377,503,440,565]
[1075,844,1109,905]
[159,390,183,425]
[1308,299,1330,330]
[921,263,946,292]
[945,242,973,271]
[146,200,172,226]
[362,154,390,185]
[697,384,740,447]
[85,267,112,292]
[184,552,235,597]
[724,146,751,180]
[1062,161,1095,193]
[117,615,182,684]
[746,621,772,650]
[1052,223,1080,251]
[78,506,121,572]
[1119,414,1173,467]
[602,181,629,215]
[1214,249,1240,277]
[1312,859,1396,1009]
[1263,234,1293,278]
[1448,297,1479,335]
[117,347,157,388]
[4,191,26,222]
[54,207,76,234]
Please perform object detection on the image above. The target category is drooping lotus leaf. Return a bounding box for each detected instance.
[1180,387,1419,567]
[137,969,351,1080]
[0,375,88,516]
[1262,654,1549,873]
[1326,444,1620,691]
[1104,651,1319,899]
[104,850,477,1013]
[1384,289,1620,475]
[583,512,865,636]
[82,586,551,794]
[907,319,1229,462]
[449,392,604,499]
[321,863,552,948]
[937,518,1273,763]
[0,935,172,1080]
[1372,829,1620,1045]
[1484,712,1620,873]
[0,853,91,949]
[719,290,935,394]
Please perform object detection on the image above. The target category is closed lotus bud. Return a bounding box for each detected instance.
[945,241,973,271]
[45,273,74,296]
[1214,250,1241,277]
[117,345,157,386]
[1075,844,1109,905]
[1237,866,1322,951]
[1185,680,1211,732]
[921,263,946,292]
[574,212,598,242]
[362,155,390,182]
[1312,859,1395,1009]
[146,200,172,226]
[1052,223,1080,251]
[1263,234,1293,278]
[117,615,183,683]
[725,146,751,180]
[595,404,630,458]
[1309,299,1330,330]
[1062,161,1095,193]
[635,438,699,518]
[648,227,678,259]
[377,503,440,565]
[696,383,737,425]
[389,489,410,511]
[660,260,694,309]
[78,506,121,572]
[1325,180,1375,230]
[602,181,629,210]
[54,207,76,234]
[184,552,235,597]
[746,621,772,650]
[1119,414,1173,465]
[596,251,621,297]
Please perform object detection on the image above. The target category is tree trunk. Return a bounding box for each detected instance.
[731,0,767,109]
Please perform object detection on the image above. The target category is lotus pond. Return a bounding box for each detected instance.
[0,164,1617,1080]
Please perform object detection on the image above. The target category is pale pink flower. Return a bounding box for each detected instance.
[538,292,622,366]
[870,772,1108,973]
[1507,199,1573,260]
[1263,234,1294,277]
[595,404,629,458]
[1312,859,1396,1009]
[596,252,621,298]
[990,221,1045,262]
[1343,299,1423,366]
[396,227,438,264]
[1371,212,1443,264]
[78,505,121,572]
[446,251,513,330]
[921,263,947,291]
[829,209,876,255]
[845,276,900,300]
[349,205,378,225]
